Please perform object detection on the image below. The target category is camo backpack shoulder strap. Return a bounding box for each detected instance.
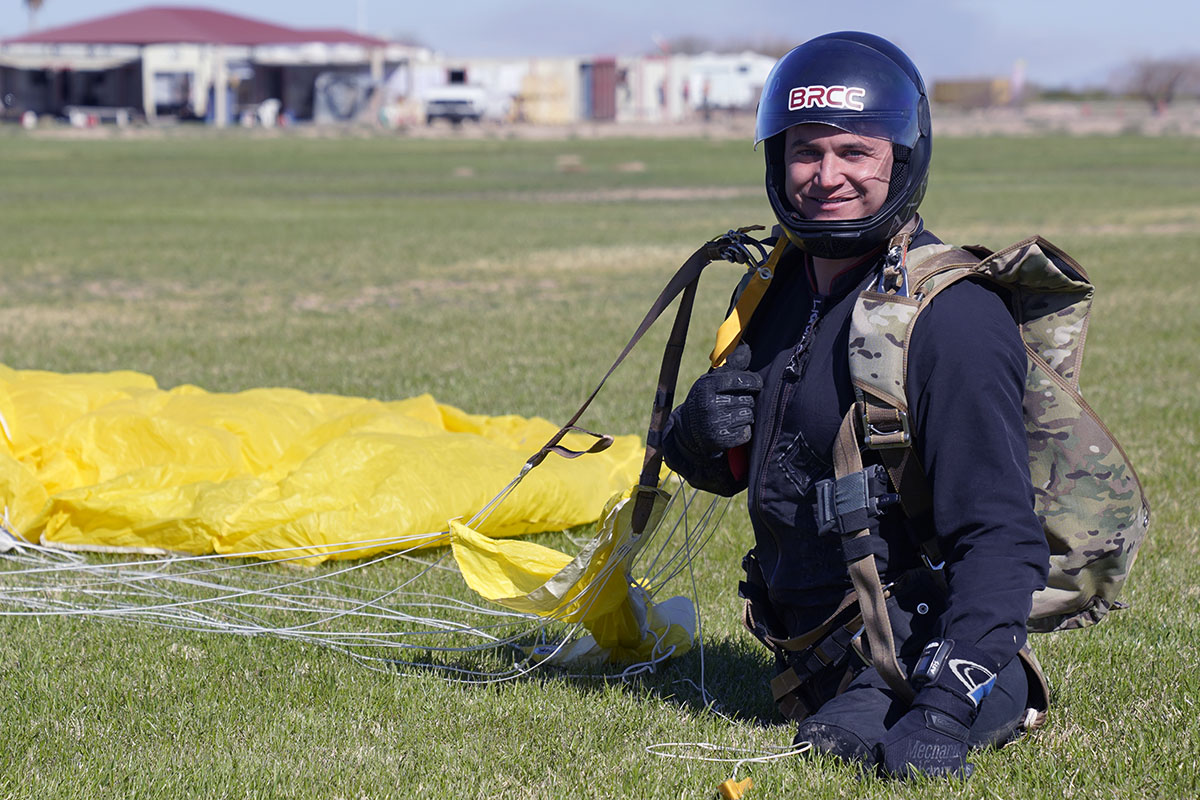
[848,233,1152,633]
[845,237,986,521]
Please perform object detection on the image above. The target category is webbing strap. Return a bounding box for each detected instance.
[524,230,769,536]
[854,246,987,573]
[522,241,719,476]
[769,616,864,722]
[858,392,931,519]
[631,278,698,535]
[709,237,789,368]
[833,407,915,703]
[771,668,816,721]
[745,585,862,655]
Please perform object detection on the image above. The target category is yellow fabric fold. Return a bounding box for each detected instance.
[0,365,641,561]
[451,487,694,663]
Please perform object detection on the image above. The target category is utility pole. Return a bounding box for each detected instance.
[26,0,45,32]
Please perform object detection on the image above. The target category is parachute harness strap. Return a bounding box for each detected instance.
[519,226,773,536]
[710,232,789,368]
[832,404,915,704]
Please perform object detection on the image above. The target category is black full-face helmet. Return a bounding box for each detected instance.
[756,31,932,259]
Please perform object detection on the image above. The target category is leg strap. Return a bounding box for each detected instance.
[770,618,864,722]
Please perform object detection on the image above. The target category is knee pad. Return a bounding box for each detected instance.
[793,719,874,764]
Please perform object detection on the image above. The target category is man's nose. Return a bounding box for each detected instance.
[814,155,843,187]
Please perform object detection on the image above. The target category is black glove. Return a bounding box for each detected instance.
[877,638,998,780]
[672,342,761,458]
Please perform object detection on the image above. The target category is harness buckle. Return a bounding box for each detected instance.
[862,409,911,448]
[877,242,910,297]
[857,388,911,449]
[709,227,769,266]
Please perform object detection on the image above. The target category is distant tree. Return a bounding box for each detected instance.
[723,37,794,58]
[387,30,427,49]
[662,35,712,55]
[1118,57,1200,112]
[25,0,43,31]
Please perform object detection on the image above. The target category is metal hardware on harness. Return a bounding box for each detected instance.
[877,241,910,297]
[848,625,870,666]
[709,226,770,266]
[862,411,911,448]
[857,389,912,449]
[813,464,898,537]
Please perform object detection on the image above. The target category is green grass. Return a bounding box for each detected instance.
[1,128,1199,799]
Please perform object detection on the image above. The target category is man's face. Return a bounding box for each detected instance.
[783,124,894,221]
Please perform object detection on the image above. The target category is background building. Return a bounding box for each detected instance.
[1,5,774,128]
[0,6,425,125]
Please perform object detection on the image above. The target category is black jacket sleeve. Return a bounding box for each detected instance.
[906,278,1050,667]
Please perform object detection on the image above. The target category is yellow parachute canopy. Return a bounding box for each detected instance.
[0,364,641,558]
[0,365,693,664]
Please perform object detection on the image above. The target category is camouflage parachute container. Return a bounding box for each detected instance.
[848,234,1151,633]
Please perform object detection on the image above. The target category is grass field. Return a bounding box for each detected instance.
[1,128,1198,799]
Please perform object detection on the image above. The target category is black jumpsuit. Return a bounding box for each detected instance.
[663,227,1049,757]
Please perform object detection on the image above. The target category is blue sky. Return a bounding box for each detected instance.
[2,0,1196,88]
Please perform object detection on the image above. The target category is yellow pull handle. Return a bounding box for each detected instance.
[717,777,753,800]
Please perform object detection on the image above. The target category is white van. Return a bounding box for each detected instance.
[423,85,487,125]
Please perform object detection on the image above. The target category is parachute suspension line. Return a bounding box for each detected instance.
[638,481,690,581]
[0,453,727,689]
[641,486,728,598]
[681,489,716,710]
[464,461,534,530]
[0,526,532,642]
[0,528,447,581]
[512,485,728,688]
[645,741,813,769]
[0,542,420,620]
[0,230,773,684]
[0,547,555,675]
[368,483,726,685]
[645,741,813,799]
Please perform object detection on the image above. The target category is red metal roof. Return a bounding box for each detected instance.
[2,5,387,47]
[297,28,388,47]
